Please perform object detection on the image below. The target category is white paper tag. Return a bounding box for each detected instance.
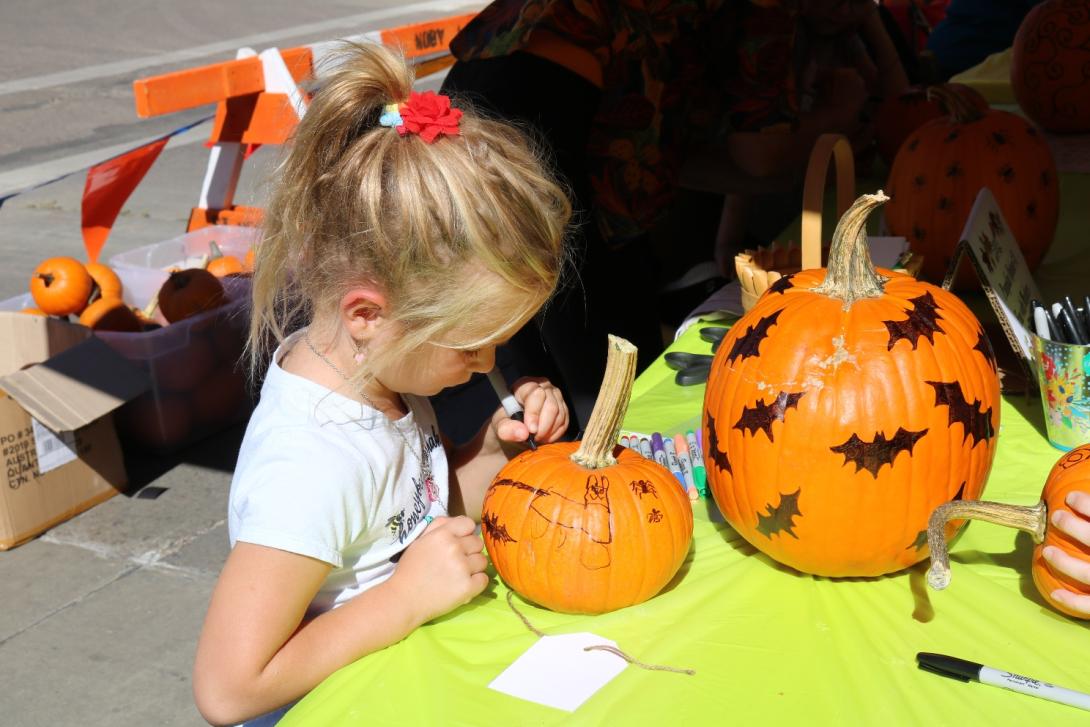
[32,417,77,474]
[489,632,628,712]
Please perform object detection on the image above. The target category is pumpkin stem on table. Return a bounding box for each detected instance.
[926,84,986,124]
[811,191,889,308]
[571,335,638,469]
[925,499,1047,590]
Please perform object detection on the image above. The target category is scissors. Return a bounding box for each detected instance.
[664,326,727,386]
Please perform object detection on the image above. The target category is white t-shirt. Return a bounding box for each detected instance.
[228,332,449,618]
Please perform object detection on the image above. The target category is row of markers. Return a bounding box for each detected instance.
[620,431,707,501]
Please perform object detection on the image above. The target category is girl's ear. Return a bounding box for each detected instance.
[339,287,387,341]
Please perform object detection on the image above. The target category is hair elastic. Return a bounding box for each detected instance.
[379,91,462,143]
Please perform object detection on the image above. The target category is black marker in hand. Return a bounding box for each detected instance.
[486,367,537,450]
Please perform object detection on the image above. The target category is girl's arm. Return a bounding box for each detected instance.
[447,378,568,521]
[194,517,487,725]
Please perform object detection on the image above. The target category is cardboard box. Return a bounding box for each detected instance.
[0,313,149,550]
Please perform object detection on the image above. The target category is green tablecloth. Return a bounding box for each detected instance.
[283,321,1089,726]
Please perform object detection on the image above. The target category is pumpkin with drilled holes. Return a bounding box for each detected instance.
[157,269,227,323]
[928,444,1090,619]
[704,192,1000,577]
[78,297,142,332]
[29,257,93,316]
[482,336,693,614]
[1012,0,1090,133]
[885,87,1058,283]
[875,83,988,166]
[84,262,123,302]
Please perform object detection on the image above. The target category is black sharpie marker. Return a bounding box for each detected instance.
[917,652,1090,712]
[486,367,537,450]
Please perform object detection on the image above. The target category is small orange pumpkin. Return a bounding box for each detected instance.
[157,269,227,323]
[78,297,142,332]
[85,262,123,302]
[928,444,1090,620]
[243,247,255,273]
[482,336,694,614]
[29,257,93,316]
[207,255,244,278]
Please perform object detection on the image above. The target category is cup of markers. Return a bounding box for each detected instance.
[620,430,706,501]
[1030,296,1090,451]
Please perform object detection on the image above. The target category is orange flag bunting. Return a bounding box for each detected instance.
[81,136,169,263]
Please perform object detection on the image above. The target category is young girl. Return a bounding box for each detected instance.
[193,43,572,726]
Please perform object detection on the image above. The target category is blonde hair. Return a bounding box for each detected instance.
[250,42,571,382]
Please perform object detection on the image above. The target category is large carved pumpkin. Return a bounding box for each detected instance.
[704,192,1000,577]
[1012,0,1090,133]
[482,336,693,614]
[928,444,1090,620]
[885,87,1059,283]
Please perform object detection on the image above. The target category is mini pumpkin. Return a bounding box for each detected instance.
[1012,0,1090,133]
[481,336,694,614]
[29,257,94,316]
[206,240,244,278]
[84,262,123,302]
[157,268,227,323]
[927,444,1090,619]
[78,297,142,332]
[704,192,1000,577]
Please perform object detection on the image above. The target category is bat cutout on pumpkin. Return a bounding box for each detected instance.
[755,489,802,540]
[733,391,805,441]
[973,329,998,371]
[884,292,945,351]
[489,475,613,570]
[767,274,795,295]
[907,482,966,552]
[726,309,782,364]
[926,380,995,446]
[706,412,732,474]
[829,427,929,478]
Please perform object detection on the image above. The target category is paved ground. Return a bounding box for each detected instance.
[0,2,475,725]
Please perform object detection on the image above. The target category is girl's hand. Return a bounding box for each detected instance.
[1042,491,1090,617]
[391,515,490,625]
[492,377,569,446]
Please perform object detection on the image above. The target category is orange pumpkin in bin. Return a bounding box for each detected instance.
[85,262,123,301]
[158,269,227,323]
[79,297,142,332]
[207,255,245,278]
[30,257,93,316]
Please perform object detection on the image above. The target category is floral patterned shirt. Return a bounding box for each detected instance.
[450,0,800,245]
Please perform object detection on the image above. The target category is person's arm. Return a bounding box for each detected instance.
[193,518,487,725]
[1042,490,1090,617]
[447,377,568,521]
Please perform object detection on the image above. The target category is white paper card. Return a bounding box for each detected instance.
[32,417,77,474]
[489,633,628,712]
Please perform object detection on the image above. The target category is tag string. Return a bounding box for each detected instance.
[505,591,696,676]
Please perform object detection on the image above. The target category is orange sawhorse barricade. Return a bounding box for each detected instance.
[131,12,475,232]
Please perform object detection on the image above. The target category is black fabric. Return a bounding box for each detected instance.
[431,52,665,442]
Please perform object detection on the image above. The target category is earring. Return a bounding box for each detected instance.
[353,340,366,364]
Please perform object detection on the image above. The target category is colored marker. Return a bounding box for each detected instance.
[673,434,699,500]
[662,437,686,489]
[620,435,631,449]
[486,367,536,450]
[650,432,670,470]
[637,437,653,461]
[686,430,707,497]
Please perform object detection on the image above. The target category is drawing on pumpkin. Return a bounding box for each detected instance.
[629,479,660,499]
[946,161,965,179]
[829,426,929,477]
[907,137,920,152]
[768,274,795,295]
[491,475,613,570]
[1040,169,1052,189]
[974,329,997,372]
[907,482,965,551]
[482,511,517,545]
[885,292,945,351]
[1058,448,1090,469]
[726,309,782,364]
[937,195,952,212]
[998,164,1016,183]
[926,381,995,446]
[647,509,663,524]
[755,489,802,540]
[912,224,926,240]
[913,174,927,188]
[944,129,960,143]
[733,391,805,441]
[706,412,732,473]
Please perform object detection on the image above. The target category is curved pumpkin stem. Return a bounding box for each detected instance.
[811,191,889,308]
[925,499,1047,590]
[571,335,638,469]
[927,84,986,124]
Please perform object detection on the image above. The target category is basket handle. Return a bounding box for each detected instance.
[800,134,855,270]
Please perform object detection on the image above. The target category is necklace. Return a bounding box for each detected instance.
[302,334,439,503]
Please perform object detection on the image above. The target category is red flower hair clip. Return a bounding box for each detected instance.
[389,91,462,143]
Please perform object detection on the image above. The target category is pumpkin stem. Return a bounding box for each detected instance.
[571,335,638,469]
[926,84,985,124]
[209,240,224,260]
[811,191,889,308]
[925,499,1047,591]
[38,273,55,287]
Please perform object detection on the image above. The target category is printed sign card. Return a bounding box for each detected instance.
[942,187,1042,378]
